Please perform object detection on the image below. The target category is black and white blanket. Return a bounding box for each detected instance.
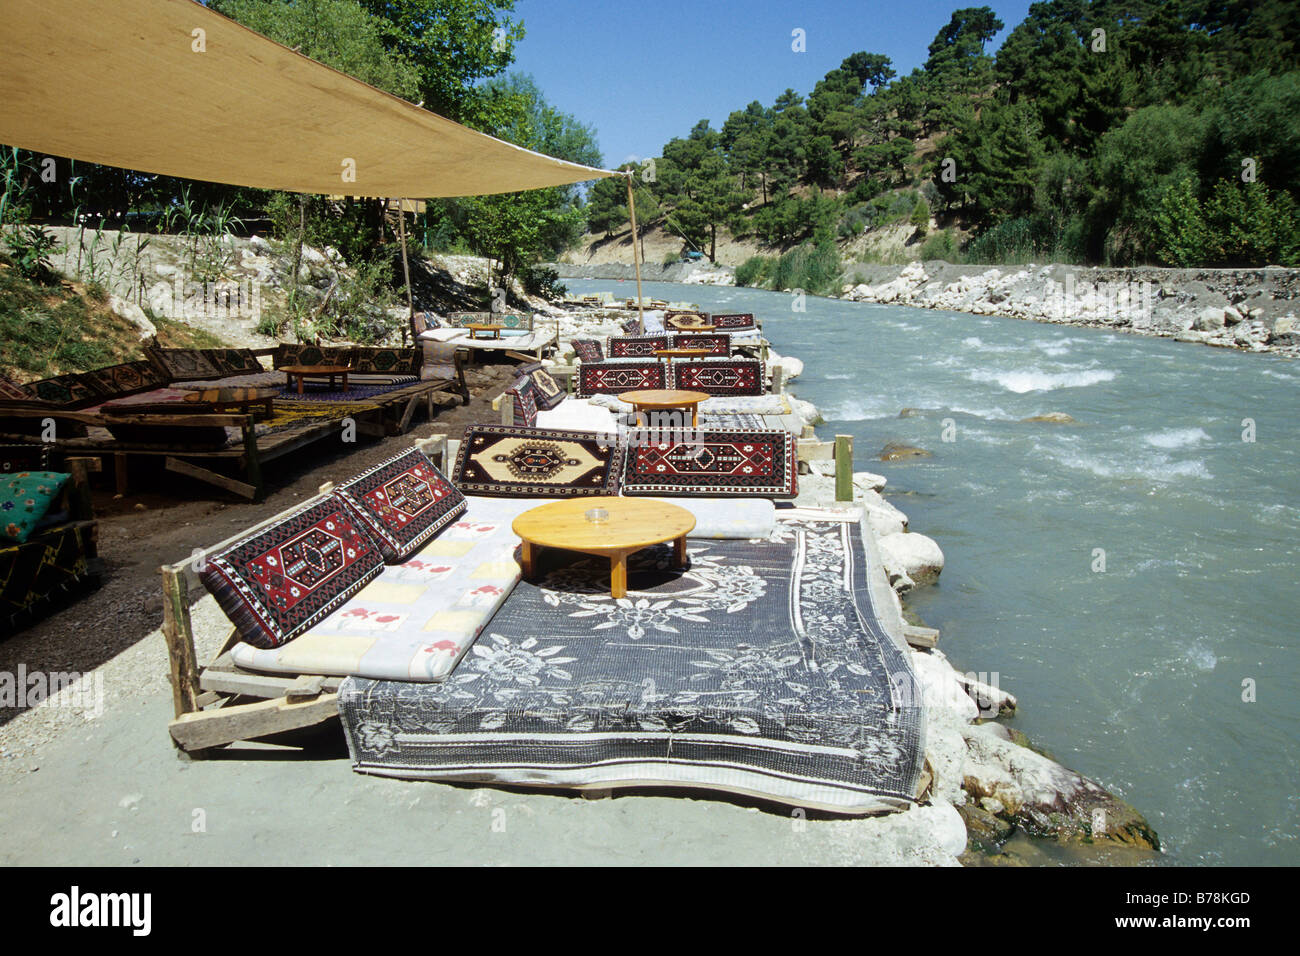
[339,513,924,813]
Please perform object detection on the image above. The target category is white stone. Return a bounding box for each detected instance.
[1193,306,1226,331]
[877,531,944,584]
[108,295,156,339]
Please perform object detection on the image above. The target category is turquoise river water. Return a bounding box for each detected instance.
[568,278,1299,865]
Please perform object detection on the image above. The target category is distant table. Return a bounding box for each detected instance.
[620,388,711,428]
[652,348,712,362]
[281,364,352,395]
[668,323,717,333]
[465,323,502,340]
[512,497,696,599]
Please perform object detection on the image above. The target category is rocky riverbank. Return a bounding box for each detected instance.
[841,260,1300,357]
[549,260,736,286]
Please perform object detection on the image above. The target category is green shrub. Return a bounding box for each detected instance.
[770,240,842,296]
[734,255,772,287]
[522,264,567,300]
[4,224,61,283]
[919,230,958,262]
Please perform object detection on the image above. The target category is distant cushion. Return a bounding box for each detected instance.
[571,339,603,363]
[1,471,70,543]
[608,334,669,357]
[670,332,731,356]
[621,430,797,499]
[199,498,385,648]
[529,367,565,410]
[272,343,356,369]
[334,447,466,563]
[577,360,666,396]
[665,311,711,330]
[452,424,623,498]
[505,378,538,427]
[709,313,757,329]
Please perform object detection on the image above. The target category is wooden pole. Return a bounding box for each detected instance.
[396,198,416,345]
[625,173,645,334]
[834,434,854,502]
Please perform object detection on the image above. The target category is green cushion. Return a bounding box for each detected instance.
[1,471,70,544]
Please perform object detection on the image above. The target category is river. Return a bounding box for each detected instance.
[566,277,1300,865]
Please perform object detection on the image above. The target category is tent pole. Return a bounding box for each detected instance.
[396,198,415,345]
[625,172,645,334]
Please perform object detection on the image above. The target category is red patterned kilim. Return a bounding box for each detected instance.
[608,334,670,357]
[709,313,757,329]
[670,359,764,396]
[577,360,667,396]
[335,447,466,562]
[621,429,797,498]
[669,333,730,355]
[201,499,384,648]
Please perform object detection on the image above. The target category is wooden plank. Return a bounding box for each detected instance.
[240,418,264,502]
[903,625,939,649]
[797,439,834,461]
[165,456,257,500]
[397,393,419,433]
[113,452,128,494]
[499,393,514,426]
[160,567,203,723]
[64,456,95,520]
[834,434,854,503]
[199,667,338,700]
[168,692,339,752]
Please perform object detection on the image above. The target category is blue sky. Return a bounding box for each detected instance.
[510,0,1033,167]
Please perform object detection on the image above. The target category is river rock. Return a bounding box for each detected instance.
[853,470,888,492]
[861,489,908,537]
[878,531,944,584]
[1192,306,1226,331]
[879,442,932,461]
[249,234,273,255]
[1021,412,1076,424]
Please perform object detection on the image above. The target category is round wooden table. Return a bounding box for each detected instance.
[281,364,353,395]
[465,322,502,339]
[620,388,711,428]
[652,347,712,362]
[668,323,717,333]
[512,497,696,599]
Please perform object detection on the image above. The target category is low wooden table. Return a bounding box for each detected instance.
[465,323,502,340]
[620,388,711,428]
[667,323,717,333]
[512,497,696,599]
[652,348,712,362]
[181,386,279,419]
[281,364,353,395]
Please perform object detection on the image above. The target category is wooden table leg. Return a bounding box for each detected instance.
[674,535,688,568]
[342,372,349,393]
[610,553,628,599]
[690,404,699,427]
[519,540,535,579]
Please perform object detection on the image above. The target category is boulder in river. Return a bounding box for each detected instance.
[878,531,944,584]
[1021,412,1076,424]
[879,442,932,461]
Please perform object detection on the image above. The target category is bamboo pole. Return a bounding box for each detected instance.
[396,197,415,345]
[626,172,645,334]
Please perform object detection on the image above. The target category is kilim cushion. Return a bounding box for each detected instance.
[452,424,623,497]
[709,313,757,329]
[577,360,666,396]
[351,346,421,375]
[334,447,466,563]
[665,311,710,329]
[608,334,670,357]
[205,349,263,376]
[20,372,109,408]
[620,318,639,334]
[143,347,223,381]
[669,332,730,356]
[529,367,566,410]
[571,339,603,363]
[1,471,70,543]
[0,376,29,400]
[272,344,356,369]
[671,358,763,396]
[621,430,798,498]
[505,379,538,427]
[81,360,169,397]
[199,498,385,648]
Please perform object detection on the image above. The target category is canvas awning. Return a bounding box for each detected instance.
[0,0,616,197]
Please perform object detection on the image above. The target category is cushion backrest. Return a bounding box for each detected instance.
[349,346,420,375]
[80,359,170,397]
[670,358,764,396]
[709,313,757,329]
[444,312,533,331]
[571,339,603,363]
[505,378,538,427]
[529,367,566,410]
[199,497,385,648]
[452,424,623,498]
[20,371,111,408]
[665,311,711,330]
[608,334,670,357]
[272,343,357,368]
[621,429,798,498]
[670,332,731,356]
[146,347,261,381]
[577,360,666,396]
[333,447,466,562]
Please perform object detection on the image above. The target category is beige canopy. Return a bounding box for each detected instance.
[0,0,616,197]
